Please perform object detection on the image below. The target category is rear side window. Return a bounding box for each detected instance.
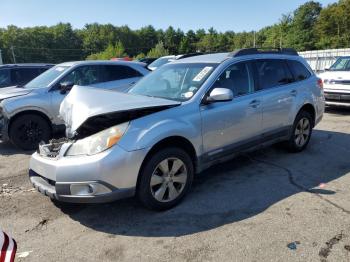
[103,65,142,82]
[0,69,11,87]
[12,68,42,85]
[287,60,311,81]
[255,59,294,90]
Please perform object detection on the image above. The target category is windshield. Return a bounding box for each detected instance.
[148,57,175,69]
[129,63,217,101]
[329,57,350,71]
[24,65,70,88]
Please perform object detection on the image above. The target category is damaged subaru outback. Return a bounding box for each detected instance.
[29,48,325,210]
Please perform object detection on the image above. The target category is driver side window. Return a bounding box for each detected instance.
[214,62,254,97]
[60,65,102,86]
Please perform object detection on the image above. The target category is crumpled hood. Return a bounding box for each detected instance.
[60,85,181,137]
[0,86,33,100]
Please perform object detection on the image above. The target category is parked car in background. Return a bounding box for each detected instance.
[29,48,324,210]
[136,57,157,65]
[0,60,149,150]
[148,53,204,70]
[148,55,177,71]
[318,56,350,107]
[0,64,53,88]
[110,57,133,61]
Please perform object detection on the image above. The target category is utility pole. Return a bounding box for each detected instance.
[11,46,16,63]
[253,31,256,48]
[279,26,283,48]
[0,49,3,64]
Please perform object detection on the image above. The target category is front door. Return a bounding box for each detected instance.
[200,61,263,161]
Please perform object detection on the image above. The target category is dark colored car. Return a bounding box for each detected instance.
[137,58,157,65]
[0,64,54,88]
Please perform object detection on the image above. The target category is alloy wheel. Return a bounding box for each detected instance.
[150,157,188,202]
[294,117,311,147]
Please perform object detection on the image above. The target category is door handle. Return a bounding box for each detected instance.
[290,90,297,96]
[129,81,136,86]
[249,100,261,108]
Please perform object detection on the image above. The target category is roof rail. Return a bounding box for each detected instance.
[229,48,298,57]
[177,52,204,59]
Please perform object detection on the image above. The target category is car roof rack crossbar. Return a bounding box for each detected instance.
[229,48,298,58]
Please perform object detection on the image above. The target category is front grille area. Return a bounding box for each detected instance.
[38,137,71,158]
[330,80,350,85]
[29,169,56,186]
[324,92,350,102]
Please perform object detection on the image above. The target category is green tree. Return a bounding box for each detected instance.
[286,1,322,50]
[87,41,126,60]
[315,0,350,48]
[134,53,146,60]
[147,41,169,58]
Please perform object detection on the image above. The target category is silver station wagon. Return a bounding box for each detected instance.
[29,48,325,210]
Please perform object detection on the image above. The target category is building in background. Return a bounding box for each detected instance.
[299,48,350,73]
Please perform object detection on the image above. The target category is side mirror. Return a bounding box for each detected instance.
[205,88,233,103]
[59,81,74,94]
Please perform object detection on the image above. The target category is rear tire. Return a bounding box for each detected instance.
[9,114,52,150]
[286,110,313,153]
[137,147,194,211]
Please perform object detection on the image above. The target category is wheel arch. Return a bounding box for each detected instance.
[298,103,316,127]
[8,110,53,133]
[136,136,198,190]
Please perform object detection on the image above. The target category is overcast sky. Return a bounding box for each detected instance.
[1,0,337,32]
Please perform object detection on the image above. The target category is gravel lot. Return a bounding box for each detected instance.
[1,108,350,262]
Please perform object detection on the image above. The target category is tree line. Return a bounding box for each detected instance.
[0,0,349,63]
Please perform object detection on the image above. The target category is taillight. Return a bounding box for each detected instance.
[317,78,323,89]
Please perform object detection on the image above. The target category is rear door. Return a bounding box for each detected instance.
[200,61,263,160]
[97,65,144,92]
[254,59,297,137]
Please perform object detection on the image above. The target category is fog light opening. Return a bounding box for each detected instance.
[70,184,97,196]
[69,183,112,196]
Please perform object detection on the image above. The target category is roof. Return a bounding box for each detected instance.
[57,60,146,67]
[173,48,300,64]
[0,63,54,68]
[173,53,230,64]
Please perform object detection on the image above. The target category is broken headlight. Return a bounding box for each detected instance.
[65,122,129,156]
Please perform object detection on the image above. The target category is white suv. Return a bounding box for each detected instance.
[318,56,350,107]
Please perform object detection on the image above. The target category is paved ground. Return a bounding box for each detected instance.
[1,108,350,262]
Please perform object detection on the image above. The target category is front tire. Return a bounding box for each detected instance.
[137,147,194,211]
[9,114,52,150]
[286,110,313,152]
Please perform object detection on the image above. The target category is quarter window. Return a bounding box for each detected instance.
[0,69,11,87]
[103,65,142,82]
[287,60,311,81]
[255,59,294,90]
[214,62,255,96]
